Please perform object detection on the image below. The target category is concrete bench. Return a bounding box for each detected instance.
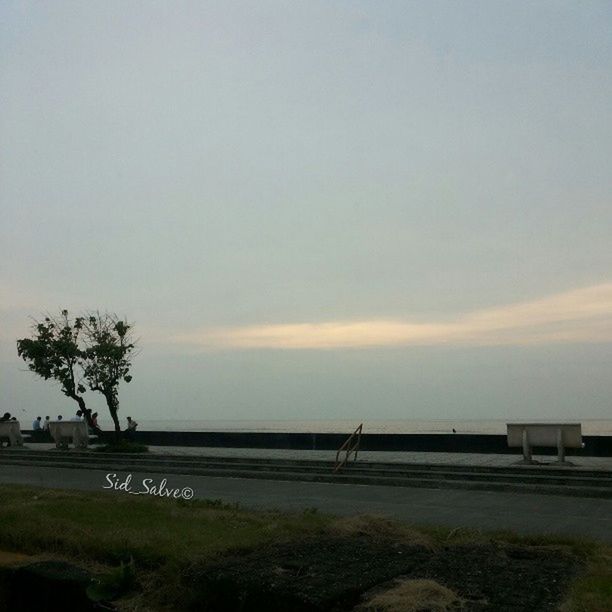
[48,421,89,449]
[0,421,25,447]
[507,423,582,465]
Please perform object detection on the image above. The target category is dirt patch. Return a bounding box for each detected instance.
[181,536,579,612]
[0,560,96,611]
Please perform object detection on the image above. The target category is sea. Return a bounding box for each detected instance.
[97,419,612,436]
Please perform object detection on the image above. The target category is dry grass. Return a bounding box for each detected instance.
[0,550,32,567]
[358,578,463,612]
[328,515,435,549]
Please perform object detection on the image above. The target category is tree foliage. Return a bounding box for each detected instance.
[81,313,136,436]
[16,310,88,415]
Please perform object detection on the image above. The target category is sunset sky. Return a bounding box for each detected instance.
[1,1,611,423]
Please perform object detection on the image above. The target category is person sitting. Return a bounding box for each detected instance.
[57,415,63,421]
[125,416,138,441]
[90,412,102,434]
[83,409,97,434]
[31,415,45,440]
[70,410,83,422]
[0,412,11,448]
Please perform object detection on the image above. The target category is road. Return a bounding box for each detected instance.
[2,465,611,542]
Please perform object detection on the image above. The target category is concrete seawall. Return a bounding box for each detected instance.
[21,430,612,456]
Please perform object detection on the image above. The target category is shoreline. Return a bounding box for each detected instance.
[18,429,612,456]
[63,418,612,437]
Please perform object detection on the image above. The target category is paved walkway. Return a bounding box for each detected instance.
[16,443,612,470]
[2,465,611,543]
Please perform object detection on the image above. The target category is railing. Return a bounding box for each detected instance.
[333,423,363,472]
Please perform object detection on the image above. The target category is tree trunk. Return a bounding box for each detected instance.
[110,408,121,442]
[68,393,92,427]
[76,396,94,429]
[106,397,121,443]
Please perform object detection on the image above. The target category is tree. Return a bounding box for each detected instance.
[16,310,92,426]
[17,310,137,439]
[81,313,136,440]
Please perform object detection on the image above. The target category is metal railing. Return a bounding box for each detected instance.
[333,423,363,472]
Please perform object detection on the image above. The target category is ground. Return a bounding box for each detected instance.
[186,536,578,611]
[0,485,611,611]
[2,464,612,542]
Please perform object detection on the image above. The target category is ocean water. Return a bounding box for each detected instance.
[98,419,612,436]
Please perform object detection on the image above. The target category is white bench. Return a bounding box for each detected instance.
[507,423,582,465]
[48,421,89,449]
[0,421,25,447]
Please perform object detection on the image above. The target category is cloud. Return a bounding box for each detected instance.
[172,283,612,349]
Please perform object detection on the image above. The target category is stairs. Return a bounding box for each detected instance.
[1,449,611,498]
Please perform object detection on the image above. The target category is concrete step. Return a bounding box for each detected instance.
[2,450,612,478]
[1,455,611,498]
[2,454,610,488]
[2,449,610,477]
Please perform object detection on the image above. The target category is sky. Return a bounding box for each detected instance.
[1,1,612,424]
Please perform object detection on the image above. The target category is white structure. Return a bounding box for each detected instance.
[48,420,89,449]
[507,423,582,464]
[0,421,24,447]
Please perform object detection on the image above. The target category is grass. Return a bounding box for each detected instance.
[420,526,612,612]
[0,485,610,611]
[560,544,612,612]
[0,485,329,568]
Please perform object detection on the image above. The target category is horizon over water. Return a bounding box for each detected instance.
[95,419,612,436]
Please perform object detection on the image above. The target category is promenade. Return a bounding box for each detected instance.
[2,443,612,542]
[15,442,612,470]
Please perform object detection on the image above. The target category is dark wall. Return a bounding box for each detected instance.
[21,430,612,456]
